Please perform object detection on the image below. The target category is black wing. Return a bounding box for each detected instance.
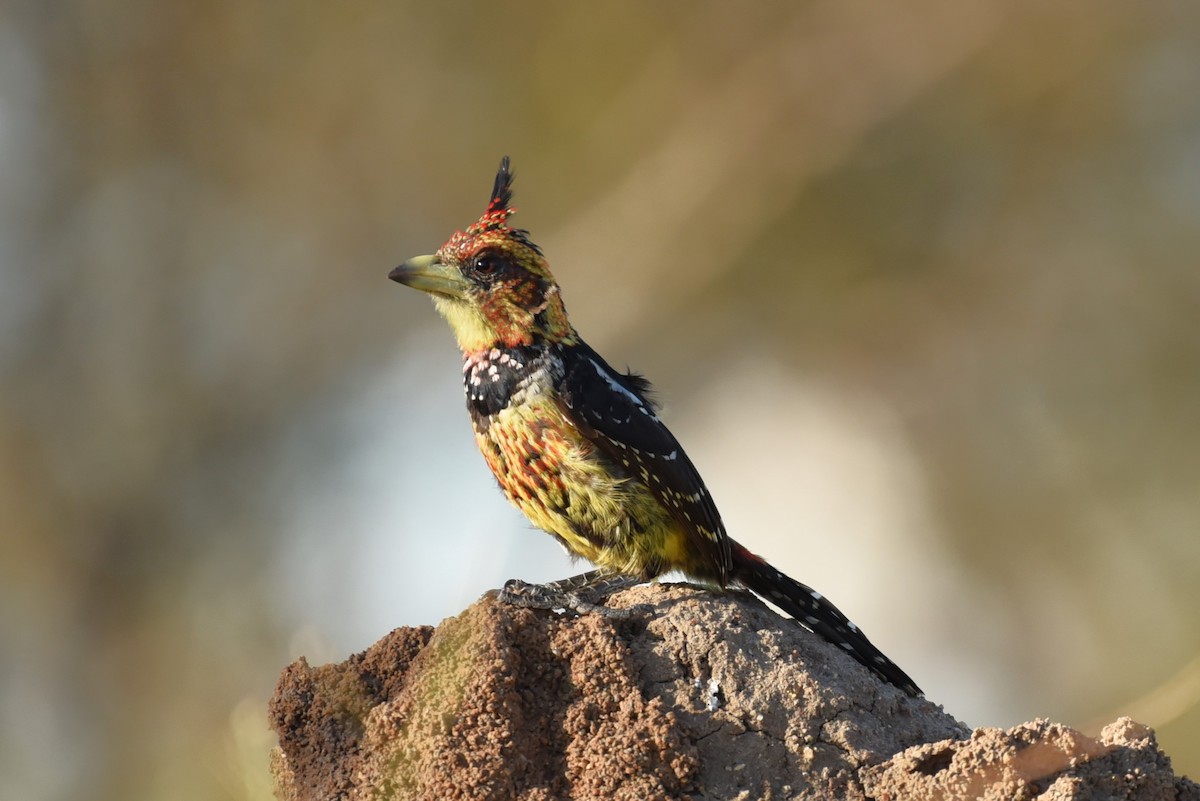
[557,341,732,584]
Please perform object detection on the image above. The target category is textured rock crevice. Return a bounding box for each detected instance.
[269,584,1197,801]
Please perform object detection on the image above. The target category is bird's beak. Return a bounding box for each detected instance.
[388,255,469,299]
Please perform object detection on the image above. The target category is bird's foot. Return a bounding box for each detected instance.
[497,570,642,619]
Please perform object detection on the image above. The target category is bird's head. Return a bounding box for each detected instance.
[389,157,573,353]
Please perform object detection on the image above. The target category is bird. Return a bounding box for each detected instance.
[388,156,922,696]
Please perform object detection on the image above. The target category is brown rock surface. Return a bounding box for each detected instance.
[863,717,1198,801]
[269,584,1196,801]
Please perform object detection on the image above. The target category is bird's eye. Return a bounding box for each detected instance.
[471,254,502,278]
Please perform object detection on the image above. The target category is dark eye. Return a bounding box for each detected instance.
[470,254,503,279]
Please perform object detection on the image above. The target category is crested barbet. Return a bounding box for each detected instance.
[389,157,921,696]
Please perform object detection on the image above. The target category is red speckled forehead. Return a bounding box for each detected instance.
[438,223,513,264]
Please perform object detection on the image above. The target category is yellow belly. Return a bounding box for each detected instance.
[474,396,686,579]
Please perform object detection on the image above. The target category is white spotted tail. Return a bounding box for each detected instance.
[730,543,922,696]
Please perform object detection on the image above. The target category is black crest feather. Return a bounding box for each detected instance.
[485,156,543,255]
[490,156,514,210]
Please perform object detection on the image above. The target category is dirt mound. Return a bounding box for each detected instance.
[269,583,1195,800]
[864,717,1196,801]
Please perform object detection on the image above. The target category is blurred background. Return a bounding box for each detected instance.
[2,1,1198,798]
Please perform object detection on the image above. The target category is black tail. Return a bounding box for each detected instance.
[731,544,922,696]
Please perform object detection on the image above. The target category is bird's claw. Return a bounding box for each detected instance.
[497,575,639,619]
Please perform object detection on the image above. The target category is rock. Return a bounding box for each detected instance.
[269,583,1196,801]
[862,717,1199,801]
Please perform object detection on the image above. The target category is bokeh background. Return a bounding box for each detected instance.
[2,2,1198,798]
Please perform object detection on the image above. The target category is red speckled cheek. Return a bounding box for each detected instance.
[507,278,540,307]
[476,295,527,349]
